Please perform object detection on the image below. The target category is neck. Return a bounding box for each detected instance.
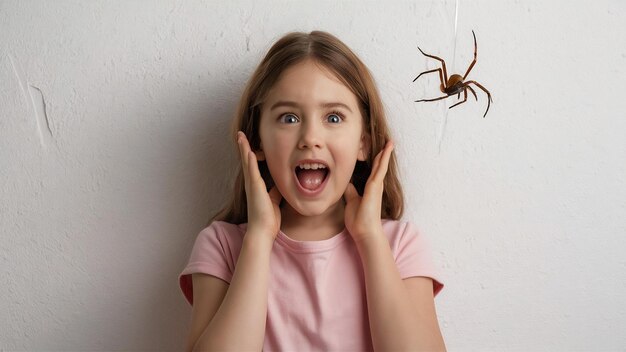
[280,199,346,241]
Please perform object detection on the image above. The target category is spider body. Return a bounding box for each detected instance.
[442,74,465,95]
[413,30,492,118]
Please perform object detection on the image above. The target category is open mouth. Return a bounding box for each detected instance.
[294,163,330,192]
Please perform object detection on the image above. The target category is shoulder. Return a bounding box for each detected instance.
[381,218,421,241]
[189,221,247,257]
[197,220,246,242]
[201,220,246,235]
[381,218,411,233]
[179,221,246,305]
[382,219,444,295]
[381,219,433,255]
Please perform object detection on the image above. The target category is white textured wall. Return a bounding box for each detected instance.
[1,1,625,350]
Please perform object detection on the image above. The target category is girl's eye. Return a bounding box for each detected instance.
[279,114,299,124]
[327,113,343,124]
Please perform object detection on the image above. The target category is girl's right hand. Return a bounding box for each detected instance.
[236,131,283,240]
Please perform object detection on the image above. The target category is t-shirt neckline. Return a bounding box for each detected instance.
[275,227,348,253]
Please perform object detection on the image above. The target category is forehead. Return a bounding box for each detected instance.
[263,59,360,109]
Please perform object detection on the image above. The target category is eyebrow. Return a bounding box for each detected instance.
[269,101,353,113]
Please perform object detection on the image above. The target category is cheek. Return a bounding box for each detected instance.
[338,133,364,156]
[261,139,292,179]
[332,140,363,173]
[262,134,290,158]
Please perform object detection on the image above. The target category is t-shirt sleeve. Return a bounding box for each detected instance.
[394,221,444,297]
[178,221,236,306]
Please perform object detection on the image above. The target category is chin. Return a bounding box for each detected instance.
[289,202,329,217]
[286,196,343,217]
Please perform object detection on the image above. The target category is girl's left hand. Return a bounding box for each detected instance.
[343,140,394,243]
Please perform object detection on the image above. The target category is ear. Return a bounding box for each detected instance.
[357,133,371,161]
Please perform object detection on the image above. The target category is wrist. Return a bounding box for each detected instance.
[243,230,276,249]
[353,227,386,251]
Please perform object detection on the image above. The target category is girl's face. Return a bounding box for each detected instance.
[256,59,370,219]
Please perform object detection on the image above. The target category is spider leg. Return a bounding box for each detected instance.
[418,46,449,84]
[413,68,442,83]
[462,30,478,80]
[413,67,447,102]
[465,80,492,117]
[466,85,478,101]
[449,88,468,109]
[415,94,452,103]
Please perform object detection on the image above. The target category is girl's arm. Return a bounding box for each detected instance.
[343,141,445,350]
[187,232,274,352]
[355,233,446,351]
[186,131,282,350]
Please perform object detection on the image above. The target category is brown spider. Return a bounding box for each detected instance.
[413,30,492,118]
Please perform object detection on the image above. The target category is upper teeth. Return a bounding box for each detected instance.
[298,163,327,170]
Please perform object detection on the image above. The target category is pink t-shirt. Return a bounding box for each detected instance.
[179,219,444,351]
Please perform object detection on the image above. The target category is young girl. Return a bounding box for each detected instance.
[179,30,445,351]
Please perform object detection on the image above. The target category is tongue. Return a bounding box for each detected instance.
[296,169,327,190]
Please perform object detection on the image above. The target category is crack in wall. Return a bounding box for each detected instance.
[8,54,55,151]
[28,85,53,137]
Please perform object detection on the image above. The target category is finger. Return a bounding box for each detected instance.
[237,131,248,173]
[377,140,394,180]
[238,131,255,187]
[343,182,360,203]
[247,149,263,183]
[370,148,383,176]
[268,186,283,205]
[370,140,394,184]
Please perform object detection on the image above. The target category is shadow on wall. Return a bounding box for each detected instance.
[32,59,249,350]
[151,64,251,349]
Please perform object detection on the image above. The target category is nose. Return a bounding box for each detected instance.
[298,118,323,150]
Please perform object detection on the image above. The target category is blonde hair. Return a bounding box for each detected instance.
[209,30,403,225]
